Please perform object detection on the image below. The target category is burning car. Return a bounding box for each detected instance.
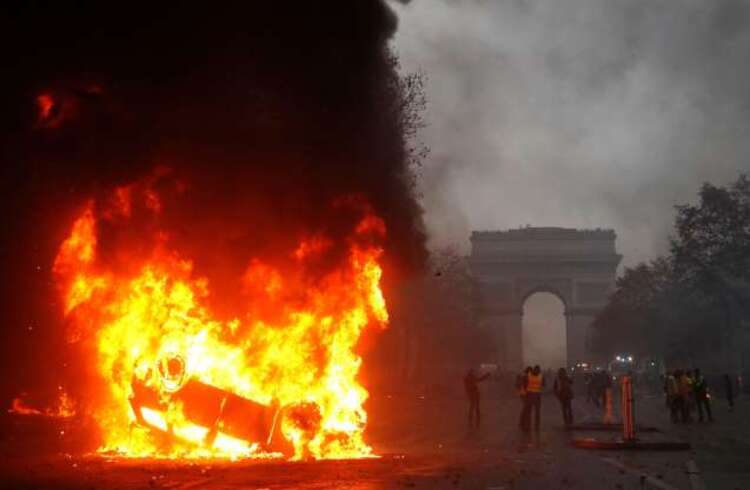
[49,175,388,460]
[128,353,293,458]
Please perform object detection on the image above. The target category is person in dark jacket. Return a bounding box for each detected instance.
[465,368,490,428]
[724,374,735,412]
[693,369,713,422]
[584,372,594,405]
[553,367,574,426]
[665,371,679,423]
[517,366,532,430]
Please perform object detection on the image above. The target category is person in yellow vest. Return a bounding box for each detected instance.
[524,365,545,431]
[678,370,693,423]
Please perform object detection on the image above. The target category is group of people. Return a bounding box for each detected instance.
[663,368,721,423]
[583,371,613,409]
[464,365,577,431]
[515,365,574,430]
[465,364,739,434]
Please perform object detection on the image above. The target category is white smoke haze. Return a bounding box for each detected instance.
[523,292,567,368]
[391,0,750,366]
[393,0,750,266]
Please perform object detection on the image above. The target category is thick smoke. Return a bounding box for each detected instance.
[394,0,750,265]
[0,3,425,403]
[392,0,750,367]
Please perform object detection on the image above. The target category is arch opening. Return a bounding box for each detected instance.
[522,292,567,369]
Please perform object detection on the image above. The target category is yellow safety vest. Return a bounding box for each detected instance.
[527,373,543,393]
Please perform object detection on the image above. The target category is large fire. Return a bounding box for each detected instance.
[50,170,388,460]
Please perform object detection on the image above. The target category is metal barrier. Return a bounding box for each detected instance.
[571,373,690,450]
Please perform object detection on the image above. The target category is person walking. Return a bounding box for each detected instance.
[724,373,735,412]
[693,368,713,422]
[553,367,574,426]
[524,365,545,431]
[464,368,490,429]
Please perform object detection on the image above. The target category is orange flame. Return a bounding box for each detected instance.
[37,94,55,120]
[9,390,76,419]
[54,174,388,460]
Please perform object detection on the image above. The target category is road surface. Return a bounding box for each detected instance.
[1,386,747,489]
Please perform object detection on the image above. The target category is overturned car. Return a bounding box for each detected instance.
[128,354,295,457]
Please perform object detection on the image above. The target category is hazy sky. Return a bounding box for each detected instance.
[393,0,750,267]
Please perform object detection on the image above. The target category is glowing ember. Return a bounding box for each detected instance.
[52,171,388,460]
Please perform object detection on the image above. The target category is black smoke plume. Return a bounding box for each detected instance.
[0,2,425,407]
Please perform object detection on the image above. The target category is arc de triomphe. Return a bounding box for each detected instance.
[470,227,621,370]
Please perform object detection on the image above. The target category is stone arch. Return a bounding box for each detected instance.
[470,227,621,370]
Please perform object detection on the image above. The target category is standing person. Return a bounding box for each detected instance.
[519,366,533,430]
[553,367,574,426]
[693,369,713,422]
[686,369,697,418]
[590,372,601,408]
[584,372,594,405]
[525,365,545,431]
[464,368,490,429]
[724,373,735,412]
[674,369,686,422]
[677,370,692,423]
[516,367,530,429]
[665,371,679,423]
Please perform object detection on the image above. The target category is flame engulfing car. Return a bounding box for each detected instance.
[50,172,388,460]
[128,354,293,457]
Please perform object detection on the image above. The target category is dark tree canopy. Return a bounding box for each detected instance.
[593,175,750,370]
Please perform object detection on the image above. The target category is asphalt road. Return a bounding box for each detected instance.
[1,386,747,489]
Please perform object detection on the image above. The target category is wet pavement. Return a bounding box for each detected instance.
[1,388,747,489]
